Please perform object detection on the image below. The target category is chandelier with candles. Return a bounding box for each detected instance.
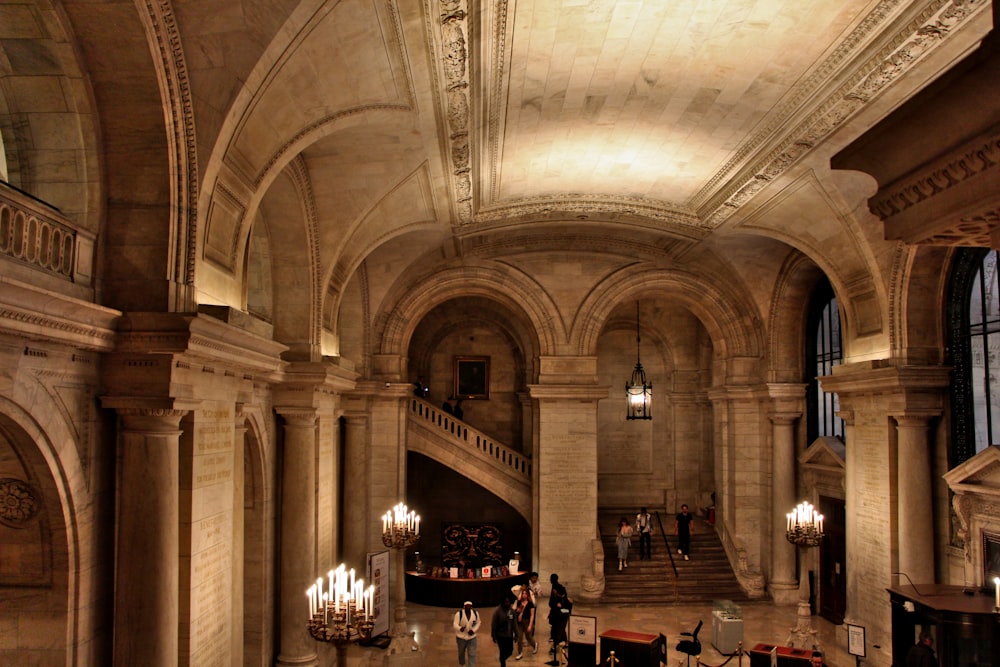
[306,564,376,645]
[382,502,420,550]
[786,500,824,547]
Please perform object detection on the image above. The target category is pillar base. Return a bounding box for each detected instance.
[785,600,820,651]
[375,632,424,667]
[770,580,799,606]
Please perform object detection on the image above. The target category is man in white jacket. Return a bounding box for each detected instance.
[453,600,481,666]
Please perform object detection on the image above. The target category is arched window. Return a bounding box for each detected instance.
[947,248,999,466]
[806,277,844,442]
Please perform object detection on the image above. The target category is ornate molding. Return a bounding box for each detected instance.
[473,194,701,229]
[139,0,199,307]
[433,0,474,222]
[707,0,988,227]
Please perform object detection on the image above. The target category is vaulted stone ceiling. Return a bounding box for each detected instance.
[436,0,986,233]
[0,0,992,326]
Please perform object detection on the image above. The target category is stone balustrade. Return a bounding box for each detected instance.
[408,397,531,480]
[0,182,94,287]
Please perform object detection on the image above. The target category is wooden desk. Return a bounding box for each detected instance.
[888,584,1000,667]
[748,643,818,667]
[600,629,661,667]
[404,571,527,608]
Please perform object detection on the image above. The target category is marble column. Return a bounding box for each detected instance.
[770,411,801,605]
[110,406,188,667]
[275,407,320,667]
[895,413,936,584]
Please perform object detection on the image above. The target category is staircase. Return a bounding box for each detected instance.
[406,397,532,520]
[599,509,752,604]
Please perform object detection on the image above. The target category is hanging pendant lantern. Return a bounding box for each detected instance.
[625,302,652,420]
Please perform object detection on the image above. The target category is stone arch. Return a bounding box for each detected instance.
[377,264,562,361]
[0,7,102,235]
[767,249,827,383]
[891,244,952,365]
[199,106,415,310]
[575,266,764,363]
[0,396,81,664]
[240,404,275,662]
[255,156,321,360]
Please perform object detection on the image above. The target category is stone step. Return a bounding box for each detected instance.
[598,510,749,604]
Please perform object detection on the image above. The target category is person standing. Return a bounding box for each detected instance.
[453,600,481,667]
[675,504,694,561]
[616,517,634,571]
[513,586,537,659]
[526,571,542,602]
[491,594,517,667]
[905,631,935,667]
[442,396,454,414]
[453,398,465,420]
[636,507,653,560]
[547,573,571,653]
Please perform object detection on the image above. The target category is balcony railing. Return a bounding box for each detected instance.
[0,182,94,287]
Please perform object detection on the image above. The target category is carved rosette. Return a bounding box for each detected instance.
[0,478,40,527]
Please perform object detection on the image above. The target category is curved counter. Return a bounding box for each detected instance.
[405,571,529,608]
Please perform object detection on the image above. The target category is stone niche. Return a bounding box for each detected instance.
[943,446,1000,589]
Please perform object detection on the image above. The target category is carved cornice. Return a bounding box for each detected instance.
[705,0,988,227]
[871,131,1000,223]
[0,277,118,352]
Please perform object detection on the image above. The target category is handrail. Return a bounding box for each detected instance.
[408,397,531,480]
[654,511,679,578]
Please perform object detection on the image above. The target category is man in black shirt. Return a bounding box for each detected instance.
[675,504,694,561]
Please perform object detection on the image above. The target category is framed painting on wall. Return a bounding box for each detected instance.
[453,356,490,399]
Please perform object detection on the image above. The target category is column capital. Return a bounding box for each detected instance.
[101,396,198,430]
[769,411,802,425]
[273,405,318,427]
[891,410,941,427]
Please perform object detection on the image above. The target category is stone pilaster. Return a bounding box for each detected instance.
[103,402,191,667]
[819,363,949,656]
[231,405,247,665]
[528,365,607,598]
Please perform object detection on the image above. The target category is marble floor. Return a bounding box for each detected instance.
[377,598,852,667]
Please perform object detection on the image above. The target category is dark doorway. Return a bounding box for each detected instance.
[818,495,846,623]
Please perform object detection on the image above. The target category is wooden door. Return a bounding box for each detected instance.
[818,495,846,623]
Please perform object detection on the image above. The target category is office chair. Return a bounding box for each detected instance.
[676,620,703,667]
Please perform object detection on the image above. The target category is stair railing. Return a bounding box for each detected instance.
[654,511,679,578]
[408,396,531,480]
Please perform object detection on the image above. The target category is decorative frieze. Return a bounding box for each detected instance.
[434,0,473,222]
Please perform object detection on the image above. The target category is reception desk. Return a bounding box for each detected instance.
[600,629,661,667]
[405,571,528,608]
